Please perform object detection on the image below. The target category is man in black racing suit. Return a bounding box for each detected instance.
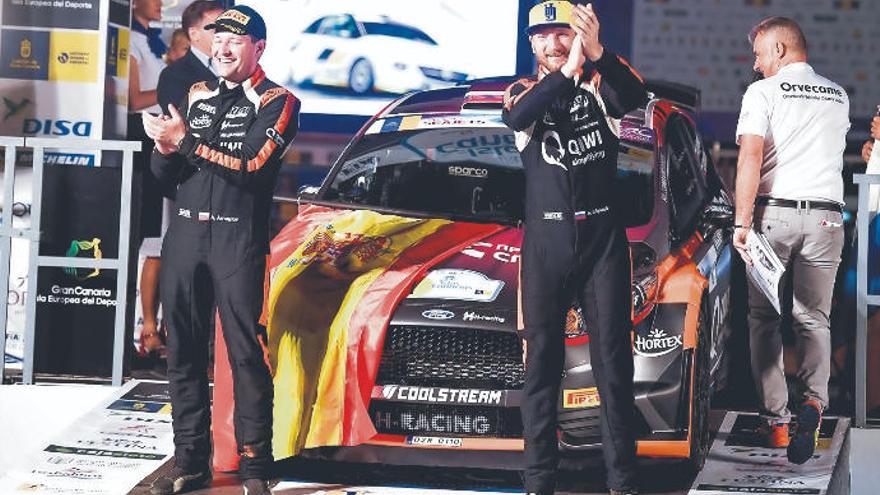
[502,2,647,494]
[142,6,300,495]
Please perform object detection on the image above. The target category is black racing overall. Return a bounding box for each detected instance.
[502,50,647,494]
[151,66,300,480]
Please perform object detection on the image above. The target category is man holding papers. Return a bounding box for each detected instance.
[733,16,849,465]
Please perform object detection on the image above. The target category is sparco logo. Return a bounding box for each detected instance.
[463,311,505,324]
[634,328,682,357]
[382,385,503,405]
[448,166,488,178]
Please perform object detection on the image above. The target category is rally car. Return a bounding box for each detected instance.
[212,78,735,473]
[287,13,469,94]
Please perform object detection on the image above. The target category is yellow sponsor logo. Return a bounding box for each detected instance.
[10,37,41,71]
[109,28,130,78]
[20,38,31,58]
[563,387,600,409]
[218,9,251,25]
[49,31,99,82]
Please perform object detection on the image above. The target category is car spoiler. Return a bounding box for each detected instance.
[645,79,700,112]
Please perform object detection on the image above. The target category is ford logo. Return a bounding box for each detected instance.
[422,309,455,320]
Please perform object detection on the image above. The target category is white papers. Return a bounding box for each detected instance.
[745,229,785,313]
[867,138,880,218]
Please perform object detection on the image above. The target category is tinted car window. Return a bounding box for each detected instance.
[324,127,522,223]
[362,22,437,45]
[323,124,656,226]
[319,15,358,38]
[303,18,323,34]
[617,139,655,227]
[666,115,706,240]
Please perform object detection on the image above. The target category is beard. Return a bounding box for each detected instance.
[536,52,569,75]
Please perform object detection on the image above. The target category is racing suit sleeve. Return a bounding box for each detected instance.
[177,89,301,188]
[502,72,571,131]
[150,95,194,194]
[592,50,648,118]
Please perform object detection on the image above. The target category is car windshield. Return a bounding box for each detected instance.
[322,121,657,226]
[362,22,437,45]
[323,126,524,223]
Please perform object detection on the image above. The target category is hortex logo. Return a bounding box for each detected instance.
[544,2,557,21]
[634,328,683,357]
[64,238,102,280]
[382,385,503,405]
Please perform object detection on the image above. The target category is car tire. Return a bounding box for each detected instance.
[349,58,374,95]
[687,294,712,474]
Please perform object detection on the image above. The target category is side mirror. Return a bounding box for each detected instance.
[298,185,320,201]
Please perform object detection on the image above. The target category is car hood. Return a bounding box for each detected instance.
[390,227,521,333]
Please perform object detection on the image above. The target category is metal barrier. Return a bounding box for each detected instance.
[853,173,880,428]
[0,137,25,385]
[0,137,140,386]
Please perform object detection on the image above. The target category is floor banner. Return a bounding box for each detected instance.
[690,411,849,495]
[0,380,173,494]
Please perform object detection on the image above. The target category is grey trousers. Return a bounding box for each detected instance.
[748,204,844,423]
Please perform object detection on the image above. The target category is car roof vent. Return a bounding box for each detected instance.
[462,90,504,112]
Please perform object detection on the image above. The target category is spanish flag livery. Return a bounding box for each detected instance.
[211,205,502,464]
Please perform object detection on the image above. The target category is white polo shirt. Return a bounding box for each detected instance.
[736,62,850,204]
[130,29,165,114]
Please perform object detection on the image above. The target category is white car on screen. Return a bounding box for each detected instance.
[288,14,470,95]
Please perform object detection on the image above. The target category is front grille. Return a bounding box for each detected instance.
[370,401,523,438]
[377,325,524,389]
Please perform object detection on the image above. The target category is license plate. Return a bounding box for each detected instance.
[405,436,463,448]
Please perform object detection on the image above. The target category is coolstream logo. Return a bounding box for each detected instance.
[381,385,503,405]
[634,328,683,357]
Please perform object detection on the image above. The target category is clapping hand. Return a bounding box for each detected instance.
[142,104,187,155]
[561,34,586,79]
[572,3,604,62]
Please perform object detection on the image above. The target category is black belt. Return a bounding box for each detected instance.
[755,197,842,213]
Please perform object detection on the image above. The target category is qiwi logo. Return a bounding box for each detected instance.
[64,238,102,280]
[23,119,92,137]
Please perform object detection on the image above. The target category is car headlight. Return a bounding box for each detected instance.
[631,271,658,322]
[394,62,407,71]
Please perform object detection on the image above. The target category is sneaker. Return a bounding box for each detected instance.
[787,400,822,464]
[149,465,211,495]
[242,478,272,495]
[757,421,790,448]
